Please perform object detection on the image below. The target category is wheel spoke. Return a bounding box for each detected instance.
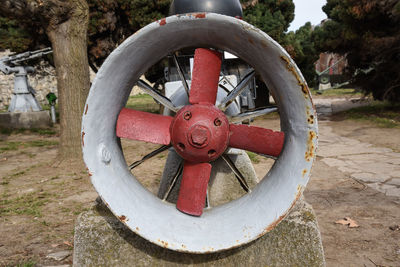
[228,107,278,124]
[129,145,171,170]
[221,154,250,193]
[218,70,255,111]
[162,162,183,201]
[189,48,222,105]
[205,187,211,209]
[137,79,179,113]
[176,161,212,216]
[173,53,190,97]
[116,108,173,145]
[229,124,284,157]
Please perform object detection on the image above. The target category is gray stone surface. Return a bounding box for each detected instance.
[46,251,71,261]
[314,98,371,116]
[73,198,325,267]
[0,110,51,128]
[318,121,400,197]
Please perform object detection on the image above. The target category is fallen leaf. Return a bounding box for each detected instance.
[335,217,359,228]
[51,244,58,248]
[63,241,73,248]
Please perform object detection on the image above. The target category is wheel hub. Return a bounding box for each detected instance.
[170,104,230,162]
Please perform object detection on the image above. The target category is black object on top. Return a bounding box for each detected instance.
[169,0,243,17]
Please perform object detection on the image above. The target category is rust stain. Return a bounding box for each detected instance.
[159,18,166,26]
[81,131,85,147]
[307,114,314,124]
[302,169,308,178]
[248,38,255,45]
[305,130,317,161]
[84,104,88,115]
[260,40,269,48]
[195,13,206,18]
[119,215,127,222]
[157,239,169,248]
[280,55,310,98]
[135,227,139,231]
[260,188,303,238]
[263,213,286,235]
[306,106,315,125]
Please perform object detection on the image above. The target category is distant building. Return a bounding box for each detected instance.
[315,53,347,75]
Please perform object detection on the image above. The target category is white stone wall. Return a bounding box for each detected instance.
[0,50,58,110]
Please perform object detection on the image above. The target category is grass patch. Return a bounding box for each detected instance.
[311,88,363,97]
[14,260,36,267]
[0,140,59,153]
[0,192,51,217]
[339,102,400,128]
[0,127,57,136]
[125,94,160,113]
[246,151,260,163]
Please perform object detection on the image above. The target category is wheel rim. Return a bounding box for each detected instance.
[82,13,318,253]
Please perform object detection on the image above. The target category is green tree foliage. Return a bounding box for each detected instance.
[87,0,171,68]
[313,0,400,102]
[0,16,48,53]
[243,0,294,44]
[285,22,318,87]
[0,17,32,52]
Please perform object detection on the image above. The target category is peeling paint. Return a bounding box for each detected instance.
[81,131,85,147]
[84,104,88,115]
[119,215,127,222]
[306,107,315,124]
[195,13,206,19]
[305,130,317,161]
[159,18,166,26]
[280,55,310,98]
[157,239,169,248]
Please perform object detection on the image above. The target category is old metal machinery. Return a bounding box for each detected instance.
[82,13,318,253]
[0,47,53,112]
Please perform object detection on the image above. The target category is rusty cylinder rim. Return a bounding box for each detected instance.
[81,13,318,253]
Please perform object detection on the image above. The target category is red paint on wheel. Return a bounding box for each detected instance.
[229,124,284,157]
[176,161,212,216]
[189,48,222,105]
[195,13,206,19]
[170,104,229,162]
[116,108,173,145]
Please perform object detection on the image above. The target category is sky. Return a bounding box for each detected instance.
[288,0,328,32]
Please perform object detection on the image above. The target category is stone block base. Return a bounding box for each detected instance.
[73,198,325,266]
[0,111,51,128]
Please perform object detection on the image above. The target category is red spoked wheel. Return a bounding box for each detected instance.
[116,48,284,216]
[82,13,317,253]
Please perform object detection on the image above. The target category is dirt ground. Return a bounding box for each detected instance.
[1,116,400,266]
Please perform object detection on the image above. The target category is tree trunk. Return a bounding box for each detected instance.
[47,0,90,159]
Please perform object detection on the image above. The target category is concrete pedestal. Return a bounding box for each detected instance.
[73,198,325,266]
[0,111,50,128]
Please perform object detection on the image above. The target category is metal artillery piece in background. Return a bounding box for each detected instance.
[0,47,52,112]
